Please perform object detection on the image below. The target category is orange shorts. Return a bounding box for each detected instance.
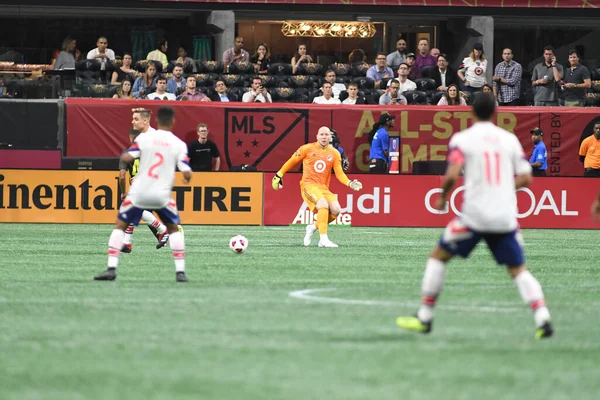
[301,184,337,212]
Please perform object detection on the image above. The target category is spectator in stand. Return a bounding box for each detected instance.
[177,75,210,101]
[437,84,466,106]
[379,79,407,105]
[492,48,522,106]
[529,128,548,177]
[111,53,136,84]
[75,49,82,61]
[176,47,196,73]
[430,48,440,58]
[531,46,564,106]
[243,76,272,103]
[562,49,591,107]
[406,53,419,80]
[482,84,499,105]
[250,42,271,74]
[313,82,341,104]
[387,63,416,93]
[431,53,458,92]
[146,38,168,71]
[413,39,437,79]
[53,37,76,70]
[223,37,250,72]
[367,52,394,89]
[386,39,408,71]
[324,69,347,99]
[188,123,221,172]
[349,48,366,64]
[458,42,488,100]
[342,82,367,104]
[291,44,313,74]
[132,61,158,98]
[147,76,176,100]
[210,79,236,102]
[167,63,186,95]
[87,36,116,61]
[113,79,133,99]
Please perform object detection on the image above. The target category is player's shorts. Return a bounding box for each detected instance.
[301,184,337,212]
[438,218,525,267]
[118,198,181,226]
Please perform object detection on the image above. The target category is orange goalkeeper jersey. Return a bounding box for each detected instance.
[277,142,351,188]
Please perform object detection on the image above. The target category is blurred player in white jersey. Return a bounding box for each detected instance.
[397,93,553,339]
[95,106,193,282]
[119,126,170,253]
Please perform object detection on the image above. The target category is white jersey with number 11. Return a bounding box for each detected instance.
[126,129,191,209]
[447,121,532,232]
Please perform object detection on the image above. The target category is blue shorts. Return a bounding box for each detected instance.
[118,199,181,226]
[438,218,525,267]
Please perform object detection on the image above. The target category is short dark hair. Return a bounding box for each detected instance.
[376,52,387,59]
[325,69,336,76]
[156,76,167,83]
[568,48,580,58]
[543,45,554,53]
[437,53,449,62]
[348,82,358,88]
[173,63,184,69]
[157,106,175,126]
[390,79,400,86]
[398,63,409,69]
[186,75,196,81]
[473,92,496,121]
[157,38,167,49]
[251,76,262,84]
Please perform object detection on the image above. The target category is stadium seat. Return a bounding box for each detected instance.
[339,90,349,102]
[200,61,223,73]
[268,63,292,75]
[75,59,103,85]
[432,91,445,105]
[229,61,254,74]
[414,78,437,92]
[258,74,277,88]
[351,62,370,77]
[289,75,313,88]
[179,60,195,74]
[221,74,245,87]
[403,90,427,104]
[329,63,351,76]
[297,63,323,76]
[351,76,374,90]
[293,88,309,103]
[195,73,213,87]
[370,89,387,104]
[420,65,435,79]
[271,87,295,103]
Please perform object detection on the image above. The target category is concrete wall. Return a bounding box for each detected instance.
[208,11,235,62]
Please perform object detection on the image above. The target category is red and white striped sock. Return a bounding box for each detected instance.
[417,258,446,322]
[107,229,125,268]
[123,225,134,246]
[169,231,185,272]
[514,270,551,327]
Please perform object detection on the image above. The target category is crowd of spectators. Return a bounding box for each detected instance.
[42,34,600,107]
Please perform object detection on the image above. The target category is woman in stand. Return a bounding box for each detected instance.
[250,42,271,74]
[111,53,136,84]
[457,42,487,101]
[291,44,313,74]
[113,79,133,98]
[437,84,467,106]
[132,61,158,98]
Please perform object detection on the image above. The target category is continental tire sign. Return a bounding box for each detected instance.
[0,170,263,225]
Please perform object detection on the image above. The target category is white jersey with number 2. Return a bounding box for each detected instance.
[126,129,191,209]
[448,121,532,232]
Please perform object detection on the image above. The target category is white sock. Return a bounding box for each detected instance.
[107,229,125,268]
[514,270,551,327]
[169,231,185,272]
[319,234,329,242]
[123,225,134,245]
[141,211,166,234]
[308,224,316,232]
[417,258,446,323]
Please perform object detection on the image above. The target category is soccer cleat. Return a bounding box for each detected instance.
[148,224,159,239]
[94,268,116,281]
[318,238,339,248]
[176,271,188,283]
[535,322,554,339]
[156,232,170,249]
[396,316,432,334]
[121,244,132,253]
[304,224,317,246]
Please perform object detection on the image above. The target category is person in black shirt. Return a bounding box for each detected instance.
[188,123,221,171]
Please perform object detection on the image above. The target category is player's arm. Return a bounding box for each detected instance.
[579,139,588,163]
[118,169,127,199]
[333,153,361,191]
[177,145,193,184]
[436,146,464,210]
[121,141,140,164]
[272,146,305,190]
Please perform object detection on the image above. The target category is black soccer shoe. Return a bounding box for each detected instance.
[121,244,132,253]
[535,322,554,339]
[156,232,170,249]
[176,272,188,283]
[94,268,116,281]
[148,224,159,239]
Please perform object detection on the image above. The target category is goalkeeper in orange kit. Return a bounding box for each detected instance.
[272,126,363,247]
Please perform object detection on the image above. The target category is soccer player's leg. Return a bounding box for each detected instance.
[95,200,143,281]
[397,218,480,333]
[156,199,187,282]
[121,224,134,253]
[485,230,553,339]
[141,210,169,249]
[300,186,320,246]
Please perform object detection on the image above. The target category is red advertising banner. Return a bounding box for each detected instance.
[263,174,597,229]
[65,99,598,176]
[142,0,600,9]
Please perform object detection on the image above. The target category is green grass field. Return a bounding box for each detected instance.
[1,224,599,400]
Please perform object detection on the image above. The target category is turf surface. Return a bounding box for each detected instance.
[1,224,599,400]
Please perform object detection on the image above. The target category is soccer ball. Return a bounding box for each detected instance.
[229,235,248,253]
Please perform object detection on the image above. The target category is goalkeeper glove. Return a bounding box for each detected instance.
[348,180,362,191]
[272,173,283,190]
[342,157,349,171]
